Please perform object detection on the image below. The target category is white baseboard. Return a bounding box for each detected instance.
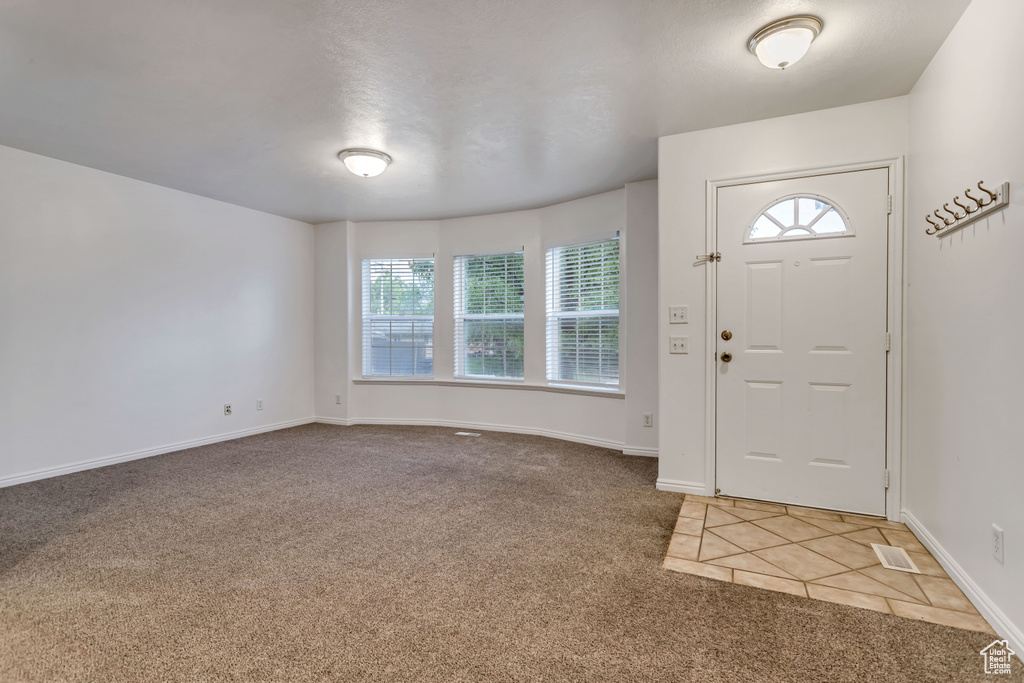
[315,416,636,453]
[314,416,351,426]
[902,509,1022,652]
[2,416,655,489]
[0,417,316,489]
[655,478,707,495]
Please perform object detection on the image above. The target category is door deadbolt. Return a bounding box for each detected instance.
[721,330,732,341]
[720,352,733,363]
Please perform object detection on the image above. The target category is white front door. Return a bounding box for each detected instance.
[715,169,889,516]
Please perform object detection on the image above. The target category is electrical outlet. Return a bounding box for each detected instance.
[993,524,1004,564]
[669,305,689,324]
[223,403,232,416]
[669,336,689,354]
[335,394,342,405]
[642,413,654,428]
[256,399,264,411]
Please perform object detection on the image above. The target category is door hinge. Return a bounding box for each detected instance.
[887,195,893,215]
[696,252,721,263]
[884,470,890,489]
[885,332,891,352]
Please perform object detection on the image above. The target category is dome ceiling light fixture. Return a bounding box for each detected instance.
[748,16,823,70]
[338,148,392,177]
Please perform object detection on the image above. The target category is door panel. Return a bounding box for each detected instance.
[716,169,889,515]
[746,261,783,350]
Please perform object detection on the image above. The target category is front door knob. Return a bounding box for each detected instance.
[720,352,733,363]
[721,330,733,341]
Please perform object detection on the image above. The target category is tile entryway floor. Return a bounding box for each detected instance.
[664,494,996,635]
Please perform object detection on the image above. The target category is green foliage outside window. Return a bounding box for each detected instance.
[367,261,434,316]
[364,259,434,376]
[547,238,619,385]
[457,253,524,379]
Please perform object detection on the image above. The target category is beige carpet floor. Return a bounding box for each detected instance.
[0,424,1019,682]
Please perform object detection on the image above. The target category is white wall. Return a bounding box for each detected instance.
[0,144,315,485]
[656,97,909,493]
[313,182,659,453]
[313,220,351,420]
[624,181,659,452]
[905,0,1023,648]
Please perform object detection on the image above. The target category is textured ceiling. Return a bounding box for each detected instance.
[0,0,969,223]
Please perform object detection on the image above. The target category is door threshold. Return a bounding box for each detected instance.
[690,493,885,521]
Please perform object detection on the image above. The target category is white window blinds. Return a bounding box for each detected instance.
[454,252,525,380]
[361,258,435,376]
[545,237,620,386]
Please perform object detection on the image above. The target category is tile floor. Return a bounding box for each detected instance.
[663,494,996,635]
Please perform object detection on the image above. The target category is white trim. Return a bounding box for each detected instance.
[622,446,658,458]
[0,417,316,489]
[656,478,707,495]
[360,252,435,260]
[886,157,907,522]
[315,417,628,452]
[1,415,646,488]
[315,416,351,426]
[452,247,525,258]
[707,158,902,189]
[352,377,625,399]
[704,178,718,499]
[357,376,438,382]
[903,510,1022,653]
[705,157,906,519]
[545,381,621,393]
[542,230,620,250]
[452,374,526,383]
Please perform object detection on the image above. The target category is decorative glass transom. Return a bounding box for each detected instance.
[746,194,852,243]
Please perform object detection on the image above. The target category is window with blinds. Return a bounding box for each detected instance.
[361,258,435,376]
[545,237,620,386]
[454,252,525,380]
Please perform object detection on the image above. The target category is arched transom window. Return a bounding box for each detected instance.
[746,194,852,243]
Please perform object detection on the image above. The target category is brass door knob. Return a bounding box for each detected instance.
[721,330,733,341]
[720,352,733,363]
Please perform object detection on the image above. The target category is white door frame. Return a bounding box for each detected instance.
[703,157,906,521]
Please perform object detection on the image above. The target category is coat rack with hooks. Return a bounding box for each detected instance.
[925,180,1009,237]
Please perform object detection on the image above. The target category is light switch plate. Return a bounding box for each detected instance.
[669,305,689,324]
[669,336,689,354]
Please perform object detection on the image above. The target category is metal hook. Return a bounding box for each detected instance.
[944,202,964,221]
[935,208,953,226]
[925,215,942,235]
[961,194,980,213]
[953,196,972,216]
[964,187,987,209]
[978,180,998,202]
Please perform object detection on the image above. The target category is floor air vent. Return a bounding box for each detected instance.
[871,543,921,573]
[454,431,481,437]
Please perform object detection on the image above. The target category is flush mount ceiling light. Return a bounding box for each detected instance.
[338,148,392,177]
[748,16,822,70]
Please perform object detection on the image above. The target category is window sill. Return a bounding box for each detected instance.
[353,378,624,399]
